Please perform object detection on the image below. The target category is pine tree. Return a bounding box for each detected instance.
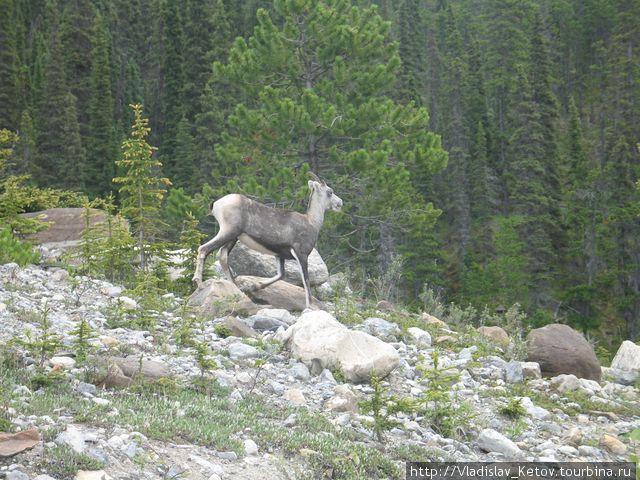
[214,0,447,293]
[158,0,186,180]
[113,104,171,271]
[14,110,35,175]
[0,0,20,130]
[396,0,424,105]
[35,9,86,190]
[504,65,555,309]
[172,116,195,190]
[59,0,95,142]
[87,13,117,197]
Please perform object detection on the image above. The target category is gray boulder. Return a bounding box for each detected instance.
[227,242,329,286]
[526,323,601,381]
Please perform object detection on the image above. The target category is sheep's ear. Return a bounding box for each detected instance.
[308,180,315,190]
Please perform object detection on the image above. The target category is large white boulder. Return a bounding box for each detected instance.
[227,242,329,286]
[611,341,640,372]
[281,310,400,383]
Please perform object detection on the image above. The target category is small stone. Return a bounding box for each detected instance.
[477,325,509,345]
[217,451,238,461]
[6,471,29,480]
[102,285,123,297]
[562,427,583,446]
[521,362,542,379]
[578,445,601,457]
[319,369,336,384]
[284,388,306,406]
[117,296,138,310]
[55,425,85,453]
[222,316,258,338]
[519,397,550,420]
[75,471,110,480]
[599,434,627,455]
[324,386,358,413]
[290,362,311,381]
[505,361,524,383]
[284,414,297,427]
[477,428,522,457]
[121,442,139,459]
[92,398,110,406]
[188,454,223,474]
[406,327,432,348]
[76,382,97,396]
[33,475,58,480]
[50,356,76,369]
[244,439,259,456]
[421,313,448,329]
[550,374,581,393]
[51,269,70,282]
[236,372,252,384]
[362,317,401,340]
[99,335,118,347]
[228,342,260,361]
[435,335,456,344]
[558,445,579,456]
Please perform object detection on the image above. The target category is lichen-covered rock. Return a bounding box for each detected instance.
[282,310,400,383]
[526,323,601,381]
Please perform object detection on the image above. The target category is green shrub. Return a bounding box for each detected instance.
[499,397,528,419]
[0,227,39,266]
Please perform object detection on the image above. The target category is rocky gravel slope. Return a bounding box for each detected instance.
[0,263,638,479]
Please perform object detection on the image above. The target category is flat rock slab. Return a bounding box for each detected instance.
[236,275,322,311]
[20,208,127,243]
[0,429,40,457]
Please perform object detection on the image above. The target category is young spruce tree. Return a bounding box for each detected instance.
[113,104,171,271]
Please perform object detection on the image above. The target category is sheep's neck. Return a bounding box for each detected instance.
[306,192,325,232]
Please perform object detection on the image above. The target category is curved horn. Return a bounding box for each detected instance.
[307,171,325,185]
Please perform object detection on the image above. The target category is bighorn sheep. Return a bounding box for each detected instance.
[192,174,342,308]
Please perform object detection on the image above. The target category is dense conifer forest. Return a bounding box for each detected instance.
[1,0,639,346]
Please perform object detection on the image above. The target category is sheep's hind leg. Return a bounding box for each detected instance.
[252,257,286,291]
[218,239,238,284]
[192,231,237,286]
